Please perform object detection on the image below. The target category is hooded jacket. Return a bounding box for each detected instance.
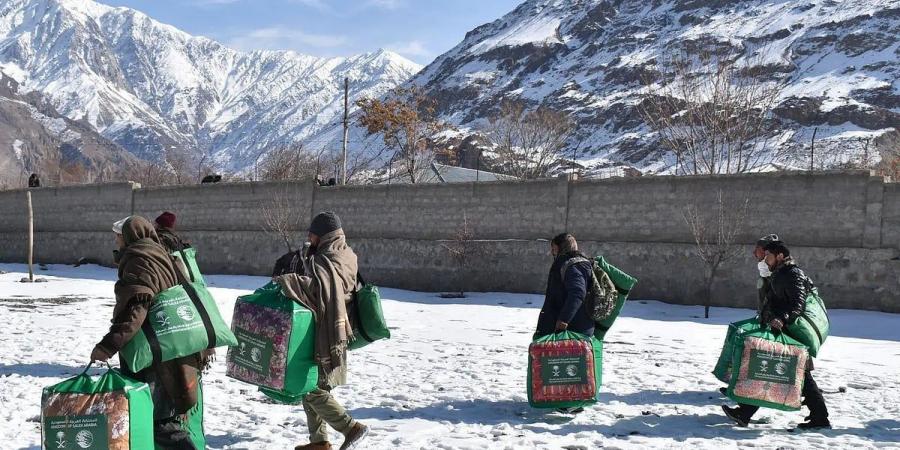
[95,216,206,417]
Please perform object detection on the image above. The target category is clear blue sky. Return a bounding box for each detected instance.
[102,0,523,65]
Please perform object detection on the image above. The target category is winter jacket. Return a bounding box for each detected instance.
[156,227,191,253]
[95,216,207,419]
[761,259,809,327]
[536,251,594,337]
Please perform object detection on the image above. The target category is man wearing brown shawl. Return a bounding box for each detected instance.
[276,212,369,450]
[90,216,208,449]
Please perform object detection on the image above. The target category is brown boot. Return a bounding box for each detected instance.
[339,423,369,450]
[295,442,332,450]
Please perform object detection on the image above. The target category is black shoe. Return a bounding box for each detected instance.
[721,405,750,427]
[719,387,728,396]
[796,418,831,430]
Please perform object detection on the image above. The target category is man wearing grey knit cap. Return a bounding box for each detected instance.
[276,211,369,450]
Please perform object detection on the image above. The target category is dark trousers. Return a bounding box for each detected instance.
[155,416,196,450]
[738,369,828,421]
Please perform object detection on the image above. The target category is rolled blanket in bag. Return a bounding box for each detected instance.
[527,331,603,409]
[226,282,318,404]
[119,281,237,373]
[42,364,153,450]
[712,318,760,383]
[592,256,637,341]
[727,328,809,411]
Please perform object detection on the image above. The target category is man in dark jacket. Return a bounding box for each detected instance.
[536,233,594,339]
[754,234,779,317]
[90,216,207,449]
[155,211,191,253]
[722,241,830,430]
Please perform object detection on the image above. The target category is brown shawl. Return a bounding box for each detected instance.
[277,230,357,386]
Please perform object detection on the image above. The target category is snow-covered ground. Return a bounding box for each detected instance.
[1,264,899,449]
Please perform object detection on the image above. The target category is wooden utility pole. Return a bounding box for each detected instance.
[26,191,33,282]
[809,127,818,171]
[341,77,350,185]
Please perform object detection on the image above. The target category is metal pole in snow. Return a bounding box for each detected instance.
[342,77,350,185]
[27,191,33,282]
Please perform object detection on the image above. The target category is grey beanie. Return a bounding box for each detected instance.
[755,234,779,247]
[309,211,342,237]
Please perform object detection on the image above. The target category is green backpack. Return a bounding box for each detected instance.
[42,364,154,450]
[120,278,237,373]
[172,247,205,286]
[348,273,391,351]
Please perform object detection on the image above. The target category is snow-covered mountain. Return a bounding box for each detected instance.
[0,67,139,185]
[0,0,421,171]
[412,0,900,173]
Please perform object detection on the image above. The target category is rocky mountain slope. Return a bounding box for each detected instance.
[0,0,421,171]
[411,0,900,173]
[0,68,139,187]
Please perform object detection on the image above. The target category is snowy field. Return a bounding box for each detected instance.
[1,264,899,450]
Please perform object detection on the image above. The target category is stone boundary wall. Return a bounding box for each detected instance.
[1,170,897,312]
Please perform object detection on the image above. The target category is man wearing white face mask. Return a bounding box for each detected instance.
[753,234,779,318]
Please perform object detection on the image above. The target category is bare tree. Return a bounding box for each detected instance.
[356,86,449,184]
[258,143,322,181]
[683,190,752,319]
[261,193,304,253]
[486,100,573,179]
[164,146,194,185]
[640,50,788,175]
[441,215,482,298]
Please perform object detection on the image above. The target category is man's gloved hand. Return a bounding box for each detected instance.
[555,320,568,332]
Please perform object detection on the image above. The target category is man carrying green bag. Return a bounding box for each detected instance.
[722,241,831,430]
[42,363,153,450]
[276,212,369,450]
[535,234,626,414]
[91,216,225,448]
[226,282,319,403]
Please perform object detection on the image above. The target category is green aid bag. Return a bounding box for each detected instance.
[42,364,153,450]
[226,282,318,403]
[727,329,809,411]
[348,274,391,351]
[592,256,637,340]
[786,288,830,357]
[120,282,238,373]
[155,378,205,450]
[173,247,206,286]
[527,331,603,409]
[712,318,760,383]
